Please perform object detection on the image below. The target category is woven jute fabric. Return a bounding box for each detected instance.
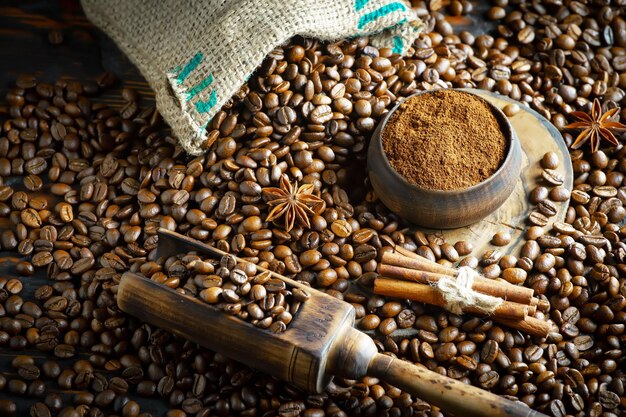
[81,0,422,155]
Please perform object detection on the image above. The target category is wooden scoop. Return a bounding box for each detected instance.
[117,229,546,417]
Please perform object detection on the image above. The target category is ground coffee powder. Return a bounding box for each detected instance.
[381,89,507,190]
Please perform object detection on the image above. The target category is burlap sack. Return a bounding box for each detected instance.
[81,0,422,155]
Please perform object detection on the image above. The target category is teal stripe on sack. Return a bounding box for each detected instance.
[357,2,406,29]
[197,120,209,137]
[176,52,203,84]
[195,90,218,114]
[355,0,370,11]
[186,74,214,101]
[392,36,404,54]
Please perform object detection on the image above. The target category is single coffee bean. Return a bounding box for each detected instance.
[502,268,527,284]
[21,175,41,193]
[8,379,28,394]
[94,389,115,407]
[549,186,570,202]
[503,103,520,117]
[18,363,40,380]
[549,399,566,417]
[481,340,499,364]
[15,261,34,276]
[0,399,17,416]
[57,202,74,222]
[137,380,156,397]
[32,251,53,267]
[491,231,511,246]
[598,390,620,409]
[541,152,559,169]
[0,185,14,201]
[542,169,564,186]
[478,370,499,389]
[109,377,129,395]
[529,211,549,226]
[537,200,557,217]
[486,6,506,19]
[530,186,548,204]
[21,208,42,228]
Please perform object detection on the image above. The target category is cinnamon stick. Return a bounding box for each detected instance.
[493,316,552,338]
[383,251,455,275]
[378,263,534,305]
[379,264,451,283]
[374,278,528,320]
[391,245,436,262]
[383,247,552,337]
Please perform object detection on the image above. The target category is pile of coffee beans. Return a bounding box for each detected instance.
[0,0,624,416]
[526,151,570,228]
[140,252,309,333]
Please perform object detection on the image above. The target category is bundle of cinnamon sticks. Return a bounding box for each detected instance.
[374,246,552,338]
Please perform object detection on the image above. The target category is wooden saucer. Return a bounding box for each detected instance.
[415,89,574,258]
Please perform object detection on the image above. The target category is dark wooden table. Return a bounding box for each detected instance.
[0,1,492,415]
[0,1,156,112]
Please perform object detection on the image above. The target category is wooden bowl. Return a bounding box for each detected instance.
[368,89,522,229]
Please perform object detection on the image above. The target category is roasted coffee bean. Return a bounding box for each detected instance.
[0,399,17,416]
[15,261,34,276]
[481,340,499,364]
[528,211,549,227]
[491,231,511,246]
[360,314,380,331]
[478,371,499,389]
[18,363,41,380]
[137,380,156,397]
[541,152,559,170]
[21,208,42,228]
[32,251,53,267]
[109,377,129,394]
[30,402,51,417]
[25,157,47,175]
[94,389,115,407]
[8,379,28,394]
[503,103,520,117]
[542,169,564,186]
[537,200,557,217]
[530,186,548,204]
[549,186,570,202]
[396,309,416,329]
[57,203,73,223]
[0,185,14,201]
[549,399,566,417]
[598,390,620,409]
[6,279,23,294]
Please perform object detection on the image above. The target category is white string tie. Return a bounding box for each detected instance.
[435,267,503,315]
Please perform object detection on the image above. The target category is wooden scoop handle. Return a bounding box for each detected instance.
[368,353,547,417]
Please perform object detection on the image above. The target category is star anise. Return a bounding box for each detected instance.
[565,98,626,153]
[262,175,324,232]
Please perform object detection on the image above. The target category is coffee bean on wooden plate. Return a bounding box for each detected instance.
[528,211,549,226]
[542,169,564,186]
